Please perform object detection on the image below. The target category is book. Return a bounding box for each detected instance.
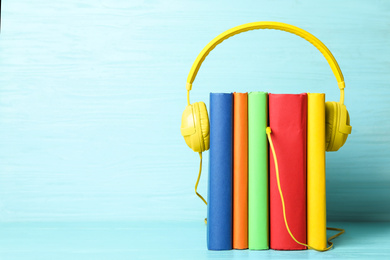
[307,93,327,250]
[269,93,307,250]
[208,93,233,250]
[233,92,248,249]
[248,91,269,250]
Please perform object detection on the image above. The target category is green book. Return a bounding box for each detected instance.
[248,91,269,250]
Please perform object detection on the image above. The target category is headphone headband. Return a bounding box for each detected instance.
[186,21,345,104]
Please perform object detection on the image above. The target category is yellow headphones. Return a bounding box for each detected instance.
[181,21,352,153]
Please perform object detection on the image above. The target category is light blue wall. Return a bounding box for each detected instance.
[0,0,389,223]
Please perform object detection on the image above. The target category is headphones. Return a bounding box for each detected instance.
[181,21,352,153]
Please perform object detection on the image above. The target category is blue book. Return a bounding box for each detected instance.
[208,93,233,250]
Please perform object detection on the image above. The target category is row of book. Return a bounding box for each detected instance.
[207,92,327,250]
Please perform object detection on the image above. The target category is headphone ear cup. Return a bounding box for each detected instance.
[195,102,210,151]
[180,104,198,151]
[325,101,351,151]
[180,102,210,152]
[325,101,337,151]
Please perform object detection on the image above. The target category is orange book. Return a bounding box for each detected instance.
[233,92,248,249]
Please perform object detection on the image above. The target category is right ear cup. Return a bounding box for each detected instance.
[325,101,352,151]
[180,102,210,152]
[325,101,337,151]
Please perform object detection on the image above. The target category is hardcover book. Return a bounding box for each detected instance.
[248,91,269,250]
[233,92,249,249]
[208,93,233,250]
[307,93,327,249]
[269,93,307,250]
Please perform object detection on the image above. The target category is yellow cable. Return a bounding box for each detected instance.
[194,152,208,224]
[266,127,344,251]
[195,152,207,205]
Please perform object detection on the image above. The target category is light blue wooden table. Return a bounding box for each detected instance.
[0,221,389,259]
[0,0,389,258]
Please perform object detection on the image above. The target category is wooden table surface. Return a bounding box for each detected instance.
[0,221,389,259]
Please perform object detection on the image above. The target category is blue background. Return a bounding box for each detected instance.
[0,0,389,258]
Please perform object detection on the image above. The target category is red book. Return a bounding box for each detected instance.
[269,93,307,250]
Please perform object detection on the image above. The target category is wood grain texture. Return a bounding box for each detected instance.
[0,0,389,222]
[0,221,389,259]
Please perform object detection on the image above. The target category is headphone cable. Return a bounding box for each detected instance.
[266,127,344,251]
[195,152,208,224]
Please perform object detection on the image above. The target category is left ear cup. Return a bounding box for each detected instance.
[196,102,210,151]
[180,102,210,152]
[325,101,352,151]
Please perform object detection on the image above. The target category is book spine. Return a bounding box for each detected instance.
[307,93,327,249]
[269,93,307,250]
[208,93,233,250]
[233,92,248,249]
[248,92,269,250]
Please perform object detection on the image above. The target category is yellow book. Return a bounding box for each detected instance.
[307,93,327,250]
